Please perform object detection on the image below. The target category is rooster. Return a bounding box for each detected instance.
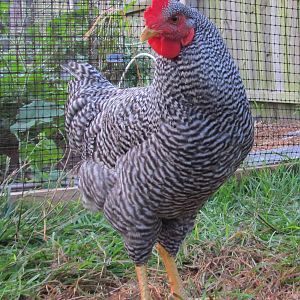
[63,0,254,299]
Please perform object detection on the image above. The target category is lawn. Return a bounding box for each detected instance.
[0,165,299,299]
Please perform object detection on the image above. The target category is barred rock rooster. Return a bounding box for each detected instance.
[63,0,254,299]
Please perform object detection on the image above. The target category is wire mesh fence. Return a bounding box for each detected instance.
[0,0,299,192]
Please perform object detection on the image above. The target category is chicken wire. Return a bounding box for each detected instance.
[0,0,299,192]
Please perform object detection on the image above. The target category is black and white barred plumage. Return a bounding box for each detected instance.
[64,1,254,264]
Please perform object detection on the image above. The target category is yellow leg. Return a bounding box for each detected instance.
[157,244,187,300]
[135,265,153,300]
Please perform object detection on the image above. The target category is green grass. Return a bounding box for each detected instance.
[0,164,299,299]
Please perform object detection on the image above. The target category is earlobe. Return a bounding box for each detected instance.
[181,28,195,46]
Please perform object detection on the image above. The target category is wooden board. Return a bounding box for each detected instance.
[11,162,299,202]
[10,187,80,202]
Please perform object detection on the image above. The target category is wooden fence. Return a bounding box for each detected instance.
[196,0,299,104]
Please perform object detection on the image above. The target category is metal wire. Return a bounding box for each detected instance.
[0,0,299,191]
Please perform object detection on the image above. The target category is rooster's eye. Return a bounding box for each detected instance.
[170,15,179,24]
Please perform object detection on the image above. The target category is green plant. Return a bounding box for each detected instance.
[0,2,91,182]
[0,0,153,185]
[9,101,65,184]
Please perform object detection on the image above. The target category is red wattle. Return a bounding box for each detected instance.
[148,37,181,59]
[148,28,195,59]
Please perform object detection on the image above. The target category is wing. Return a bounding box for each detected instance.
[83,87,161,167]
[64,62,161,168]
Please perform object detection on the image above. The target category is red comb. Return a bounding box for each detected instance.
[144,0,169,26]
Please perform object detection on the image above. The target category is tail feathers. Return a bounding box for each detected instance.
[78,161,116,211]
[62,61,114,89]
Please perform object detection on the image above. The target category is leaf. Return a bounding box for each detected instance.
[10,120,36,133]
[10,100,64,133]
[20,142,36,162]
[20,137,63,170]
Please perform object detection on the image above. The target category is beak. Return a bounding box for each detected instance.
[140,27,160,42]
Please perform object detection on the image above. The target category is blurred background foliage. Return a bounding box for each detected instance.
[0,0,153,186]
